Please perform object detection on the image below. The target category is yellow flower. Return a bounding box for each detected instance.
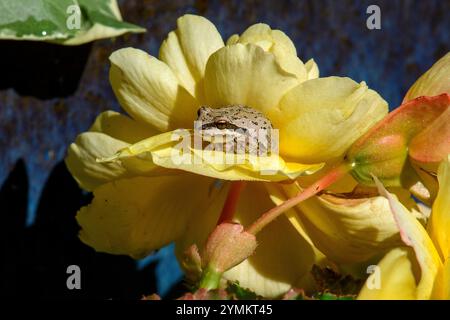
[279,52,450,269]
[358,156,450,299]
[65,14,387,297]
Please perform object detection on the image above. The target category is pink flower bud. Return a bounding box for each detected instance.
[202,223,257,273]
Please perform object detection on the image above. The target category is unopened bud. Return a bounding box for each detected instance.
[202,223,257,273]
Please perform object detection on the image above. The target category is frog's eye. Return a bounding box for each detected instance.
[215,120,227,129]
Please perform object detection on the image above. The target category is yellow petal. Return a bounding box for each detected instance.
[227,24,308,81]
[109,47,199,131]
[204,43,299,116]
[235,24,297,55]
[431,258,450,299]
[99,129,324,182]
[65,111,158,191]
[374,177,442,299]
[272,50,307,82]
[226,34,239,46]
[159,14,224,100]
[274,77,388,163]
[305,58,320,80]
[77,174,217,259]
[428,155,450,260]
[270,31,307,81]
[175,181,231,261]
[267,181,401,264]
[358,247,418,300]
[223,183,326,298]
[89,110,158,143]
[404,52,450,102]
[66,132,130,191]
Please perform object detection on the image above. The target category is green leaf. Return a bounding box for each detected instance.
[226,281,261,300]
[315,293,355,300]
[0,0,145,45]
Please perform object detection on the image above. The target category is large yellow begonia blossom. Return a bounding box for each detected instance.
[65,14,388,297]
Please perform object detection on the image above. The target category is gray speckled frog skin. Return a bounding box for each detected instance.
[195,105,273,155]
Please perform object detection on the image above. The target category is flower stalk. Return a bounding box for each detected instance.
[247,162,352,235]
[198,266,223,290]
[218,181,246,224]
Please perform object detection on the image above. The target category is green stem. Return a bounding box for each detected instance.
[246,162,352,235]
[198,266,223,290]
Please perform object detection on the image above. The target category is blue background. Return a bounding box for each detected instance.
[0,0,449,298]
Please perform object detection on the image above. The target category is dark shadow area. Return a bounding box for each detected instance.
[164,280,188,300]
[0,159,29,296]
[0,160,158,299]
[0,41,92,99]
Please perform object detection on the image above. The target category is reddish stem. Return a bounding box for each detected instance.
[218,181,246,224]
[246,162,351,235]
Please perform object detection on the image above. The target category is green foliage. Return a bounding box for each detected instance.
[226,281,261,300]
[0,0,144,45]
[315,293,355,300]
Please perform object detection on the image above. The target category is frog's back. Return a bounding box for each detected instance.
[216,105,273,130]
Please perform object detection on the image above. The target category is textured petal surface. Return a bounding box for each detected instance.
[77,174,218,259]
[230,24,297,55]
[428,156,450,260]
[431,258,450,299]
[110,47,199,131]
[66,132,130,191]
[404,52,450,101]
[267,181,401,264]
[305,58,319,79]
[409,97,450,168]
[98,129,324,182]
[275,77,388,163]
[65,111,157,191]
[358,247,417,300]
[89,110,158,142]
[204,44,299,115]
[159,14,224,100]
[375,177,442,299]
[226,23,308,82]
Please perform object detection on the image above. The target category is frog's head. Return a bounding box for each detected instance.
[196,106,238,130]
